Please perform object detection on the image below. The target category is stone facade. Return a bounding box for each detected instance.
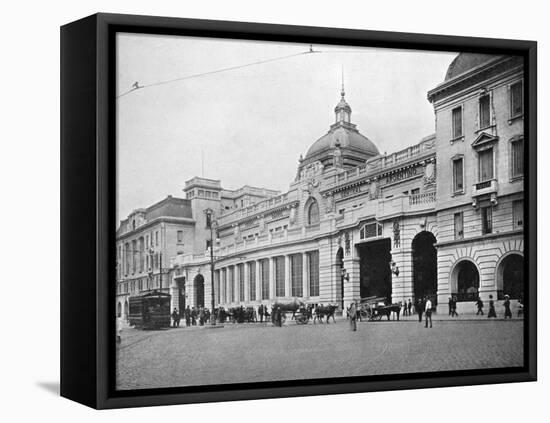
[116,53,525,317]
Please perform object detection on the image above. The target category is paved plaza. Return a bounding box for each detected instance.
[116,315,524,390]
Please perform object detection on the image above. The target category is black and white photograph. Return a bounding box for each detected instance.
[114,33,527,391]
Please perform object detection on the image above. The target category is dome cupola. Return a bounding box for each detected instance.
[296,80,380,178]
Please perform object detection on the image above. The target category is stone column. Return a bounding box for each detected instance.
[343,257,360,311]
[285,255,291,298]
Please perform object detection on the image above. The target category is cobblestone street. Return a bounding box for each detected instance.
[116,317,524,390]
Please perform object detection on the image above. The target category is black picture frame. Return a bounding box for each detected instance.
[60,12,537,409]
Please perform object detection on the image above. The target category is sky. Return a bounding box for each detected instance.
[116,33,458,222]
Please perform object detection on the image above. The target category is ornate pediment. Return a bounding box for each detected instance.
[471,132,499,149]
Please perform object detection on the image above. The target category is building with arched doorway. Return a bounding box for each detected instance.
[118,53,525,317]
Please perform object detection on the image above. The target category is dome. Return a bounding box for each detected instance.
[444,53,498,82]
[305,125,379,160]
[297,86,380,175]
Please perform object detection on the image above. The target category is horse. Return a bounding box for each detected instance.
[271,300,304,324]
[313,304,339,324]
[372,303,402,321]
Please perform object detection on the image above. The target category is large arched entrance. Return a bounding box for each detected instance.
[358,238,392,300]
[194,274,205,308]
[452,260,480,302]
[497,253,524,300]
[117,302,122,318]
[336,247,344,309]
[412,231,438,305]
[124,300,129,321]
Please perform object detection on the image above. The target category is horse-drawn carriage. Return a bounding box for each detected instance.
[271,300,311,325]
[270,301,340,325]
[358,296,402,321]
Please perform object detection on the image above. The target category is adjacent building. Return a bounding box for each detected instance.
[116,52,525,317]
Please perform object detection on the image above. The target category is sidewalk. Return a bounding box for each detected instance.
[357,312,524,322]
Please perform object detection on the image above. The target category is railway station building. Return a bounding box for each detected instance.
[116,53,525,316]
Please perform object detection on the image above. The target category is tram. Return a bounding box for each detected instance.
[128,291,171,329]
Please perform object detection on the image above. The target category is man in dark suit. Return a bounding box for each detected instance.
[416,298,424,322]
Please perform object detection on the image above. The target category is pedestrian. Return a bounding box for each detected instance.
[503,294,512,319]
[450,296,459,317]
[448,296,453,316]
[171,308,180,327]
[407,299,412,317]
[258,304,264,323]
[349,301,357,331]
[424,297,433,328]
[416,298,424,323]
[116,314,122,343]
[517,297,524,317]
[275,306,283,327]
[487,294,497,318]
[476,297,484,315]
[402,300,407,316]
[185,306,191,326]
[191,307,197,325]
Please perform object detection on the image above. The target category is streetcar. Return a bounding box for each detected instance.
[128,291,171,329]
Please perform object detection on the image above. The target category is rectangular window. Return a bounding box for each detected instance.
[478,148,494,181]
[155,231,159,246]
[511,139,524,178]
[453,157,464,192]
[261,259,270,300]
[481,206,493,235]
[513,200,524,230]
[308,251,320,297]
[238,264,245,302]
[249,262,256,301]
[291,254,303,297]
[131,240,137,273]
[215,270,220,305]
[228,266,234,303]
[221,269,227,303]
[479,94,491,128]
[410,188,420,195]
[452,106,463,139]
[454,212,464,239]
[275,257,285,297]
[139,238,144,272]
[177,230,184,243]
[510,81,523,118]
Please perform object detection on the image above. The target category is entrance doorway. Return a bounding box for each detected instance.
[412,231,438,305]
[357,238,392,301]
[194,274,205,308]
[452,260,480,302]
[498,253,524,300]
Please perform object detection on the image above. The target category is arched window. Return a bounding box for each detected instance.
[307,199,320,225]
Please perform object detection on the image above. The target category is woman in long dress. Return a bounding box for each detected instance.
[487,294,497,318]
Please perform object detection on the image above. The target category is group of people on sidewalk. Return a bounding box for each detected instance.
[171,306,211,327]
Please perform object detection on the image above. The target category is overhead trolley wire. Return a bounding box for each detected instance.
[116,48,320,99]
[115,45,375,99]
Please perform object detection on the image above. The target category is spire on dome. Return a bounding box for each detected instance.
[341,66,345,98]
[335,69,351,124]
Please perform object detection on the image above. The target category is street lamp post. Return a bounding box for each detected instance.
[204,208,217,326]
